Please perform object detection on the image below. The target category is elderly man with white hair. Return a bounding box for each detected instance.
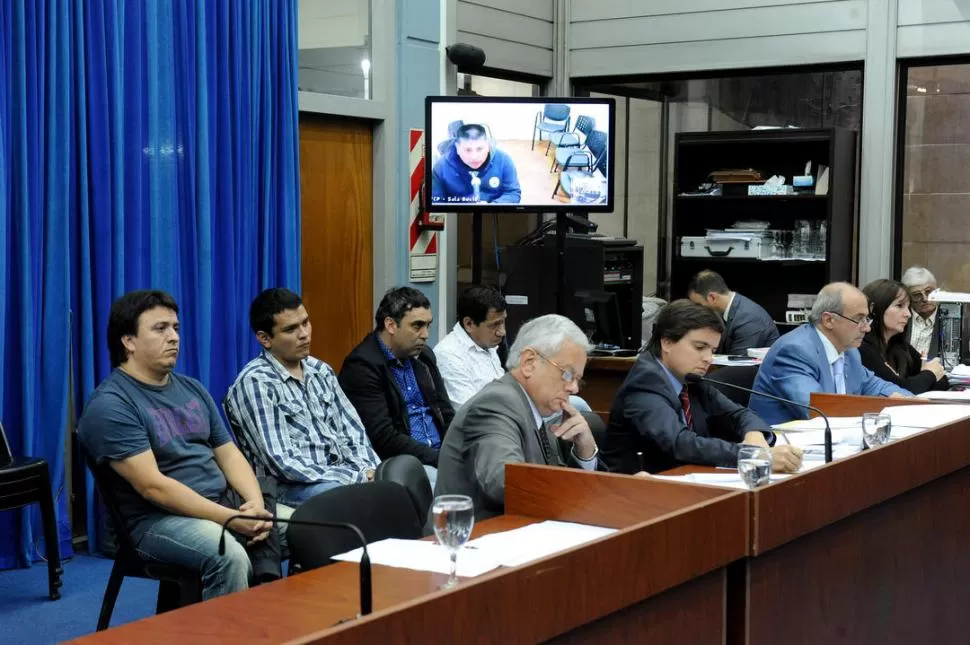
[901,266,940,359]
[750,282,911,425]
[434,314,602,519]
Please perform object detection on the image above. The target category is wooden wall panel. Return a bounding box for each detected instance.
[299,115,373,371]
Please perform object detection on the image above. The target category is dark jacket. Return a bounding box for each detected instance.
[720,293,780,355]
[339,333,455,466]
[601,353,769,474]
[431,146,521,205]
[858,335,949,395]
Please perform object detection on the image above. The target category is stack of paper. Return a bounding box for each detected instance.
[916,390,970,401]
[465,520,617,568]
[880,404,970,432]
[332,539,502,577]
[331,520,618,577]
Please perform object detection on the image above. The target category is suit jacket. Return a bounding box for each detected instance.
[750,324,911,425]
[720,293,780,355]
[434,373,594,520]
[858,335,949,395]
[339,333,455,466]
[601,354,769,474]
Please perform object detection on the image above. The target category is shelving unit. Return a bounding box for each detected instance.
[667,128,857,322]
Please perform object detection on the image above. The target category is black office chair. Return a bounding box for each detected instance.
[580,410,608,448]
[0,421,63,600]
[79,437,202,631]
[374,454,433,527]
[708,365,761,407]
[288,481,424,572]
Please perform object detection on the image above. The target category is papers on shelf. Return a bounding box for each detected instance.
[879,404,970,430]
[465,520,617,568]
[332,539,502,578]
[948,364,970,379]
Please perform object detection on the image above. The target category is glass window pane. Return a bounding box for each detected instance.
[899,63,970,291]
[298,0,372,99]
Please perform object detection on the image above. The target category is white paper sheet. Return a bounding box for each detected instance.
[464,520,617,568]
[880,404,970,429]
[332,538,502,578]
[916,390,970,401]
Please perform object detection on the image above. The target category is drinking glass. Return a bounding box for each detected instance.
[737,444,772,489]
[430,494,475,589]
[861,413,892,448]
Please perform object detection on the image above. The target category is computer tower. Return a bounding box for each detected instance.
[500,235,644,351]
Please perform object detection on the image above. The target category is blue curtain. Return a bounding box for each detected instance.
[0,0,300,568]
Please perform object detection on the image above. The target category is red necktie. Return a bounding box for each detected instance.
[680,386,693,429]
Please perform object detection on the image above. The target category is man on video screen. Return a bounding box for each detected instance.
[431,124,521,205]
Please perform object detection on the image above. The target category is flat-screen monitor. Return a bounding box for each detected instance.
[424,96,615,213]
[575,289,626,349]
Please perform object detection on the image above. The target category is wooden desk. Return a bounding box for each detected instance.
[808,391,937,417]
[70,465,747,644]
[582,356,635,421]
[667,393,970,644]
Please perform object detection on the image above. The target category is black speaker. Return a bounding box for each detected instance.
[446,43,486,71]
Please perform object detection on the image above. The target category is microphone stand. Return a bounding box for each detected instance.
[686,373,833,463]
[219,514,372,616]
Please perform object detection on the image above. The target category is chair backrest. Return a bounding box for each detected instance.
[77,432,140,556]
[542,104,570,124]
[580,411,607,448]
[374,454,432,522]
[0,421,12,466]
[586,130,608,159]
[708,365,761,407]
[574,115,596,138]
[288,481,424,572]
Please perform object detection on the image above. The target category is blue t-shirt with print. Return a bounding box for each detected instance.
[78,369,233,542]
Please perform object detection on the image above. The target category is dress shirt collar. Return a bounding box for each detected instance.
[451,322,493,355]
[260,350,319,382]
[722,292,737,323]
[375,331,406,366]
[814,328,843,365]
[913,309,937,328]
[515,381,544,429]
[655,357,685,398]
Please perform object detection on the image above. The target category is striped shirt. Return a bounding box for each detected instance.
[227,351,379,486]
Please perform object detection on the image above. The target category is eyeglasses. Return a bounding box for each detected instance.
[909,287,936,302]
[826,310,873,328]
[534,350,584,387]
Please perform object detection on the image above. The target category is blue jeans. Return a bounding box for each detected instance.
[278,480,343,506]
[135,515,252,601]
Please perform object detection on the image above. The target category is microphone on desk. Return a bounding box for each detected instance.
[218,514,372,617]
[684,373,833,463]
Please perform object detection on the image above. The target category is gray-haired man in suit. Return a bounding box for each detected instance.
[434,314,600,520]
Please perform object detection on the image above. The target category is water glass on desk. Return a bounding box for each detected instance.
[737,445,772,489]
[430,494,475,589]
[861,413,892,448]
